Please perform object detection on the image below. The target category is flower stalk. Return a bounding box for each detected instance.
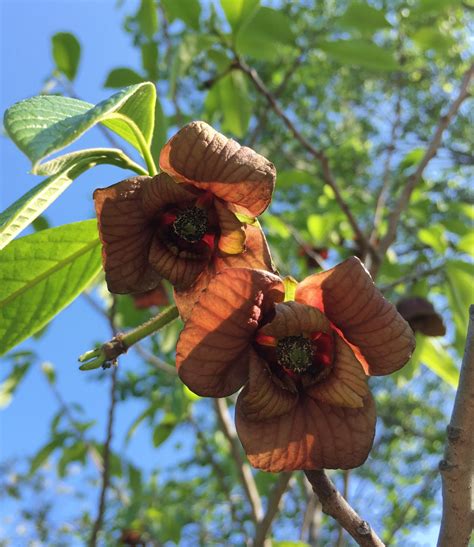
[78,305,179,370]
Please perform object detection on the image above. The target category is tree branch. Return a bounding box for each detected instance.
[234,57,372,256]
[253,472,293,547]
[213,398,264,523]
[305,470,385,547]
[373,63,474,272]
[437,304,474,547]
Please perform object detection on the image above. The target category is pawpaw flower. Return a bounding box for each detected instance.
[396,297,446,337]
[176,258,415,472]
[94,121,276,317]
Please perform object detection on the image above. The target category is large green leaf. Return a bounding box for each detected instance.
[446,260,474,354]
[0,220,102,356]
[104,68,144,88]
[220,0,259,34]
[318,39,400,71]
[235,7,295,60]
[52,32,81,81]
[136,0,158,39]
[0,149,145,250]
[417,336,459,387]
[3,83,156,171]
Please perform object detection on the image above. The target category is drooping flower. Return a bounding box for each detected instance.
[176,257,415,472]
[396,297,446,337]
[94,121,276,318]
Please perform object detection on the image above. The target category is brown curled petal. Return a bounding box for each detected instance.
[141,172,199,215]
[306,335,368,408]
[93,177,162,294]
[214,199,246,255]
[239,351,298,421]
[175,223,278,321]
[296,257,415,376]
[259,301,331,338]
[396,297,446,337]
[159,121,276,216]
[236,392,376,472]
[176,268,283,397]
[148,236,208,290]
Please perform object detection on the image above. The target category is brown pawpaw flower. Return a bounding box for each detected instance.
[396,297,446,337]
[176,257,415,472]
[94,121,276,317]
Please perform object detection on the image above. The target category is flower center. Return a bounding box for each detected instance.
[276,335,313,373]
[172,207,208,243]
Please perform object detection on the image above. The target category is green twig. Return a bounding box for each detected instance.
[78,305,179,370]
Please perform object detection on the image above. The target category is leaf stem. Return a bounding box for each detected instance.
[78,305,179,370]
[107,112,158,175]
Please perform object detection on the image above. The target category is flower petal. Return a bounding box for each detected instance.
[296,257,415,376]
[141,172,199,215]
[93,177,162,293]
[148,235,208,290]
[159,121,276,216]
[236,392,376,472]
[214,199,246,255]
[238,351,298,421]
[306,335,368,408]
[176,268,282,397]
[259,301,331,338]
[174,223,277,321]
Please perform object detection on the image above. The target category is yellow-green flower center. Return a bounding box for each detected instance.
[173,207,208,243]
[276,335,313,372]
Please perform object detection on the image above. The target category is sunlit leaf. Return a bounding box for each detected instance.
[104,67,144,88]
[338,3,390,34]
[0,221,102,356]
[318,39,400,71]
[221,0,259,34]
[162,0,201,30]
[136,0,158,39]
[417,336,459,387]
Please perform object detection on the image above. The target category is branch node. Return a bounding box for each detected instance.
[357,522,372,536]
[446,425,462,442]
[438,459,456,472]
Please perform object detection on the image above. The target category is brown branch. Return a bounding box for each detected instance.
[373,63,474,274]
[253,472,293,547]
[336,470,351,547]
[234,57,372,255]
[379,264,443,293]
[305,470,385,547]
[437,304,474,547]
[213,398,264,523]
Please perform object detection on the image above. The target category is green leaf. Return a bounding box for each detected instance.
[307,214,331,243]
[30,433,70,474]
[318,39,400,71]
[141,42,158,81]
[136,0,158,39]
[263,214,291,239]
[153,413,177,447]
[412,27,454,52]
[0,361,31,408]
[446,260,474,353]
[52,32,81,81]
[413,0,463,14]
[235,7,295,61]
[418,336,459,387]
[338,3,390,35]
[418,224,448,254]
[104,67,144,88]
[205,71,251,137]
[4,83,156,170]
[221,0,260,34]
[162,0,201,30]
[457,233,474,256]
[150,97,168,159]
[0,221,102,356]
[0,148,145,250]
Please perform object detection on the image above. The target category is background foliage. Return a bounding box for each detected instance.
[0,0,472,545]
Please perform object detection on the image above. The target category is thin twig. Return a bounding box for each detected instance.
[437,305,474,547]
[379,264,443,293]
[134,342,178,376]
[305,470,385,547]
[284,222,329,270]
[372,63,474,275]
[253,472,293,547]
[213,398,264,523]
[235,57,372,255]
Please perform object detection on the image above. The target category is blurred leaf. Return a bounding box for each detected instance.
[446,260,474,353]
[418,336,459,387]
[276,170,315,190]
[0,361,31,408]
[457,233,474,255]
[126,405,155,443]
[4,83,156,170]
[235,7,295,60]
[141,42,158,81]
[52,32,81,81]
[0,221,102,356]
[151,96,167,158]
[32,216,51,232]
[221,0,259,34]
[30,433,70,474]
[0,148,144,250]
[115,295,150,329]
[400,148,425,171]
[137,0,158,39]
[412,27,454,52]
[162,0,201,30]
[307,214,331,243]
[153,413,177,447]
[413,0,463,13]
[58,442,88,477]
[338,3,390,35]
[263,214,291,239]
[273,542,310,547]
[104,67,144,88]
[318,39,400,71]
[418,224,448,253]
[41,361,56,384]
[205,71,251,137]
